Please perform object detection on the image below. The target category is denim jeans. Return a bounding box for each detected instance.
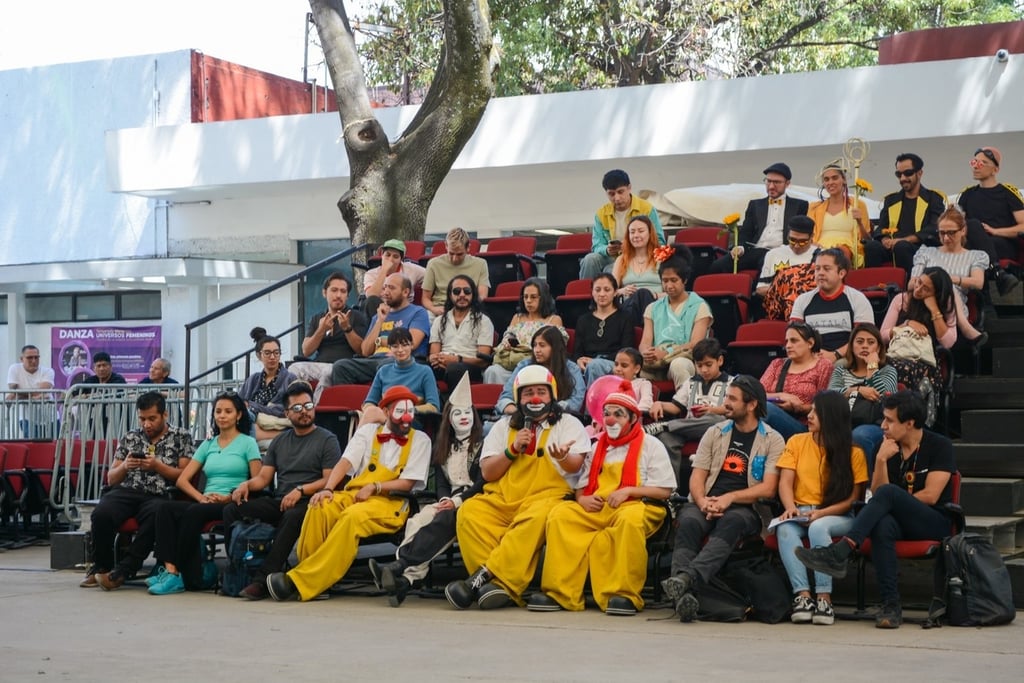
[775,506,855,594]
[765,402,807,441]
[583,357,614,386]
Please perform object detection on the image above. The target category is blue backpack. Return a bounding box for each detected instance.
[221,520,277,597]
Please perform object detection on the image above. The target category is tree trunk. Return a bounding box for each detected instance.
[309,0,494,256]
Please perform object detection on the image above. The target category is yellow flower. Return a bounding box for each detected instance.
[882,227,898,237]
[723,213,741,226]
[854,178,873,193]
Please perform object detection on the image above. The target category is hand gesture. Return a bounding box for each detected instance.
[376,302,391,320]
[546,440,576,465]
[578,494,604,513]
[877,437,900,463]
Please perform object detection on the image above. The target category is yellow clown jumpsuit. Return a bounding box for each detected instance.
[287,434,415,601]
[455,427,571,604]
[542,459,666,612]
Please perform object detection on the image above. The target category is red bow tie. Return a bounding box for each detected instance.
[377,432,408,446]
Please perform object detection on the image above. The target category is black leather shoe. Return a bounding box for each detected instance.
[477,582,511,610]
[445,566,491,609]
[606,595,638,616]
[378,562,410,607]
[527,593,562,612]
[367,558,385,591]
[266,572,298,601]
[996,270,1020,296]
[795,542,851,579]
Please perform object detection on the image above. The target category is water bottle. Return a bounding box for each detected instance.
[947,576,967,625]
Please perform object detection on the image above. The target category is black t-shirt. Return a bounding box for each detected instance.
[895,197,918,237]
[958,184,1024,229]
[884,429,956,507]
[709,426,756,497]
[305,308,369,364]
[573,308,635,360]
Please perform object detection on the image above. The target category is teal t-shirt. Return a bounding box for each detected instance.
[193,433,261,495]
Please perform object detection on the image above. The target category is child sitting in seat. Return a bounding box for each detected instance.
[612,347,654,414]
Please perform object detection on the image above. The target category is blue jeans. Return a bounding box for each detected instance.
[776,506,855,594]
[583,357,614,386]
[852,424,883,473]
[765,402,807,441]
[579,252,614,280]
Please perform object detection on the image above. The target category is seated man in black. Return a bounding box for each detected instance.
[796,390,955,629]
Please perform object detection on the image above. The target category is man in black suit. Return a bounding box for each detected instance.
[710,162,809,274]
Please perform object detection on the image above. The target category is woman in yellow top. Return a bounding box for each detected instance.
[808,164,872,268]
[774,391,868,625]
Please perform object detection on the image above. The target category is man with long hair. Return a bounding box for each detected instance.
[428,274,495,386]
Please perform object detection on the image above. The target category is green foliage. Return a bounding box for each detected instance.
[353,0,1023,96]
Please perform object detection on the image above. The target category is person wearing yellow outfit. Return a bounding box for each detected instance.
[265,385,430,601]
[808,164,872,269]
[529,382,675,616]
[445,365,590,610]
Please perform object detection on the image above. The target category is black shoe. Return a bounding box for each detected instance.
[795,541,851,579]
[477,582,512,610]
[875,601,902,629]
[996,270,1019,297]
[661,573,699,623]
[606,595,638,616]
[445,566,492,610]
[266,572,298,602]
[240,581,269,601]
[367,558,385,591]
[526,593,562,612]
[378,562,410,607]
[970,330,989,349]
[97,569,126,592]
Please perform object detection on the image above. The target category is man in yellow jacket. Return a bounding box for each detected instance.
[580,169,665,279]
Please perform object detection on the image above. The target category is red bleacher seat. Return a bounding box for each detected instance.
[470,384,503,413]
[555,278,592,324]
[692,272,752,347]
[484,280,525,335]
[542,233,592,297]
[674,226,729,280]
[844,266,907,327]
[727,320,788,378]
[480,236,538,286]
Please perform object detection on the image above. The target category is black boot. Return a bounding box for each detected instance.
[445,566,492,609]
[995,268,1020,297]
[378,561,411,607]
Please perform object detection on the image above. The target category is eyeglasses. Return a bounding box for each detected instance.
[288,402,315,413]
[974,148,999,167]
[261,350,282,357]
[451,287,472,296]
[894,169,918,178]
[788,237,811,247]
[938,229,963,237]
[23,355,40,360]
[764,178,786,185]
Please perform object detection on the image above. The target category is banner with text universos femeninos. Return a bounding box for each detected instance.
[50,326,162,388]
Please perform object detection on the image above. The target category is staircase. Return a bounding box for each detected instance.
[952,313,1024,607]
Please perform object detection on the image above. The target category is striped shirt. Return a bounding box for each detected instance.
[912,246,988,297]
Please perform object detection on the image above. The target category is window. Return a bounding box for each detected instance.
[23,292,161,323]
[76,295,116,321]
[120,292,161,319]
[27,295,73,323]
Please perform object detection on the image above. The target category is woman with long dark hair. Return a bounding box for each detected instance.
[828,323,898,460]
[496,325,584,415]
[760,322,834,440]
[484,277,566,386]
[774,391,868,625]
[574,273,636,386]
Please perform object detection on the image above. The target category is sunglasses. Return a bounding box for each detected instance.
[974,148,999,167]
[288,401,315,413]
[894,169,918,178]
[788,237,811,247]
[451,286,473,296]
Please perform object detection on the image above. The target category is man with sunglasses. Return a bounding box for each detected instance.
[755,216,819,298]
[223,381,341,600]
[957,146,1024,296]
[710,162,809,275]
[428,275,495,387]
[864,153,945,274]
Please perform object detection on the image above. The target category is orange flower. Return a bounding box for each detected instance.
[653,245,675,263]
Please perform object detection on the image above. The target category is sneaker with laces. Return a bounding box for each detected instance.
[643,421,668,436]
[145,566,167,588]
[875,601,902,629]
[661,573,699,623]
[445,566,492,609]
[790,594,815,623]
[812,598,835,625]
[148,570,185,595]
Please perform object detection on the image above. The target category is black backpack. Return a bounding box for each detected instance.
[925,533,1015,627]
[221,520,277,598]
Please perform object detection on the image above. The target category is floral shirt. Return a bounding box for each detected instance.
[113,426,195,496]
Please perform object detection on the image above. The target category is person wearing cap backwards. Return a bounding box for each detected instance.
[368,374,485,606]
[363,239,427,315]
[265,385,431,601]
[445,365,590,610]
[710,162,809,275]
[957,145,1023,296]
[528,382,676,616]
[660,374,784,623]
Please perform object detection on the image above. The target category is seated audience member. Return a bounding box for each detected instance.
[445,366,589,609]
[484,277,565,386]
[609,347,654,414]
[84,392,193,590]
[790,248,874,357]
[639,248,713,391]
[360,328,440,425]
[7,344,55,398]
[75,351,127,389]
[138,358,179,385]
[239,329,298,441]
[645,339,732,472]
[760,322,834,441]
[428,274,495,387]
[612,215,663,326]
[363,239,427,314]
[290,272,369,400]
[530,384,675,616]
[368,375,483,606]
[580,169,665,280]
[755,216,818,297]
[661,375,783,622]
[223,382,341,600]
[148,392,261,594]
[808,164,872,268]
[332,273,430,386]
[573,274,635,386]
[828,324,898,461]
[421,228,491,318]
[495,325,585,416]
[265,386,431,602]
[796,391,956,629]
[775,392,868,625]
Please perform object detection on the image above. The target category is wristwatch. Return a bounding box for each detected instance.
[295,485,304,497]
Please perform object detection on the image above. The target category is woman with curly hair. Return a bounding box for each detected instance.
[808,164,871,268]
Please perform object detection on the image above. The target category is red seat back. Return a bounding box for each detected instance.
[732,320,789,345]
[554,233,592,250]
[489,280,525,300]
[562,279,593,298]
[485,236,537,255]
[844,267,907,293]
[675,226,729,248]
[318,385,371,413]
[470,384,503,412]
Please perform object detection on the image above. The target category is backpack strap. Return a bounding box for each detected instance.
[774,359,792,394]
[922,535,951,629]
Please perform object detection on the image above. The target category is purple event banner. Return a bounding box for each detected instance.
[50,325,162,388]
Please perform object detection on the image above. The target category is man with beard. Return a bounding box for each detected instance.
[790,248,874,357]
[428,274,495,386]
[863,153,945,274]
[660,375,783,622]
[265,385,431,601]
[445,365,590,610]
[530,383,676,616]
[223,382,341,600]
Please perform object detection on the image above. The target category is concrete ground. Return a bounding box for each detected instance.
[1,544,1021,683]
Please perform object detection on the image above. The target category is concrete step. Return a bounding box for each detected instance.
[960,477,1024,517]
[1006,557,1024,609]
[953,377,1024,410]
[952,443,1024,478]
[959,410,1024,444]
[965,516,1024,554]
[991,348,1024,378]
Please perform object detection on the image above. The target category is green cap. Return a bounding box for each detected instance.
[381,239,406,255]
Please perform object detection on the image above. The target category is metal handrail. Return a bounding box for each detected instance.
[183,243,367,429]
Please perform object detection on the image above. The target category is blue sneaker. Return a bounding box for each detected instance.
[145,566,167,588]
[148,571,185,595]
